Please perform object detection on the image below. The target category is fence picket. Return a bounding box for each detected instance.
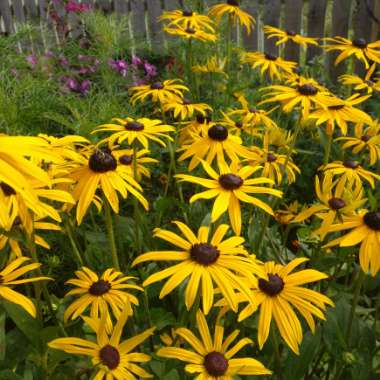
[12,0,25,24]
[0,0,14,35]
[146,0,164,50]
[242,0,259,51]
[129,0,147,38]
[306,0,327,63]
[283,0,303,62]
[263,0,281,56]
[328,0,353,81]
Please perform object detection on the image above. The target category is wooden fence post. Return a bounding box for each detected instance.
[283,0,303,62]
[263,0,282,56]
[242,0,259,51]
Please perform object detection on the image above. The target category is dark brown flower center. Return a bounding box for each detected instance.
[190,243,220,265]
[286,30,296,37]
[258,274,284,296]
[89,150,117,173]
[89,280,111,296]
[204,352,229,376]
[363,211,380,230]
[298,84,318,96]
[0,182,16,196]
[197,114,212,124]
[361,134,371,142]
[328,104,345,110]
[185,27,196,34]
[12,216,22,227]
[264,52,277,61]
[227,0,240,6]
[219,174,243,190]
[183,98,192,105]
[182,10,193,16]
[125,121,144,131]
[249,107,258,113]
[343,159,359,169]
[365,79,374,86]
[267,153,277,162]
[328,197,346,210]
[0,275,3,284]
[235,121,243,128]
[352,38,367,49]
[150,82,164,90]
[208,125,228,141]
[119,154,133,165]
[99,345,120,370]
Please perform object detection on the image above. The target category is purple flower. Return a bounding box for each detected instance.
[62,77,90,96]
[132,55,142,66]
[109,59,128,77]
[143,62,157,77]
[65,1,91,13]
[44,51,55,59]
[26,54,38,66]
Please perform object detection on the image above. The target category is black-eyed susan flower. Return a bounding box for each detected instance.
[178,123,253,171]
[176,160,282,235]
[93,117,174,149]
[242,51,297,80]
[324,210,380,276]
[163,98,212,120]
[209,0,255,34]
[112,148,157,181]
[0,257,51,317]
[309,94,372,136]
[324,36,380,69]
[64,267,142,331]
[192,56,227,76]
[219,111,261,137]
[264,126,293,151]
[247,145,300,185]
[339,62,380,94]
[159,9,215,32]
[218,258,333,354]
[164,25,217,42]
[322,159,380,189]
[157,310,271,378]
[132,221,264,314]
[179,114,213,145]
[229,93,278,130]
[260,78,335,118]
[65,146,148,224]
[129,79,189,105]
[263,25,318,47]
[49,306,155,380]
[275,201,302,225]
[293,175,366,239]
[336,121,380,165]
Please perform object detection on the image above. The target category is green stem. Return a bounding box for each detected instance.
[225,15,232,104]
[132,144,141,254]
[103,199,120,270]
[271,328,283,380]
[64,218,84,267]
[323,130,333,165]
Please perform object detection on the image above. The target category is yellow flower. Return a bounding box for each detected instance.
[64,146,148,224]
[308,94,372,136]
[112,148,157,181]
[339,62,380,94]
[176,160,282,235]
[247,146,300,185]
[263,25,318,47]
[336,121,380,165]
[242,51,297,80]
[63,267,142,331]
[178,114,213,145]
[209,0,255,34]
[293,175,366,239]
[229,93,277,130]
[324,36,380,69]
[163,98,212,120]
[164,25,217,42]
[93,117,175,149]
[49,306,155,380]
[178,123,253,171]
[260,78,335,118]
[322,159,380,189]
[219,111,262,137]
[129,79,189,105]
[157,310,271,378]
[132,221,264,314]
[0,257,51,317]
[217,258,333,354]
[324,210,380,276]
[275,201,302,225]
[192,56,227,76]
[264,126,293,151]
[159,9,215,32]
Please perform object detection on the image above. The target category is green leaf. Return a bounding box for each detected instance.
[2,300,42,347]
[0,370,24,380]
[150,308,176,331]
[0,312,5,361]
